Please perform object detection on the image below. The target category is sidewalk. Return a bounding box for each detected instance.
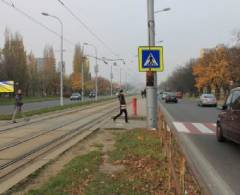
[103,96,147,130]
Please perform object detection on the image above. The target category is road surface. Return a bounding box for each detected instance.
[160,98,240,195]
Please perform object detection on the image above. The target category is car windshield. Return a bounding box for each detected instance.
[72,93,80,96]
[168,92,176,96]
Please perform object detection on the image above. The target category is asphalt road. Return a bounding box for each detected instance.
[160,98,240,195]
[0,97,103,115]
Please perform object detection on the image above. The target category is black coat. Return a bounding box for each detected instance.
[118,93,126,106]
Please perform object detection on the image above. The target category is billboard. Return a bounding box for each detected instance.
[0,81,14,93]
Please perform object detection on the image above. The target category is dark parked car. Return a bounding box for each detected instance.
[165,92,178,103]
[216,87,240,144]
[70,93,81,101]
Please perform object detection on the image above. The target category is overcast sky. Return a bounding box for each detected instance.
[1,0,240,86]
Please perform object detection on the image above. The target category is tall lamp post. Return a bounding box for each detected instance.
[81,44,85,101]
[146,2,170,129]
[84,43,98,101]
[102,58,125,94]
[42,12,64,106]
[154,7,171,14]
[102,58,114,96]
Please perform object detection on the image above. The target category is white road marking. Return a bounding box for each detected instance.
[192,123,214,134]
[173,122,190,133]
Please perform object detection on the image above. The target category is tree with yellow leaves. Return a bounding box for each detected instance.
[70,72,82,92]
[193,46,231,98]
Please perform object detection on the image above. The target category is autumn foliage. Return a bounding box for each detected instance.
[192,47,230,97]
[161,44,240,99]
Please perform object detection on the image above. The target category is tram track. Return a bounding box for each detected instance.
[0,100,119,194]
[0,99,115,133]
[0,102,116,152]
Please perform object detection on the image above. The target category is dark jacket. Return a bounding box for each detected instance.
[15,94,23,106]
[118,93,126,109]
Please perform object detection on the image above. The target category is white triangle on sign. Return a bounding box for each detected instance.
[143,53,159,67]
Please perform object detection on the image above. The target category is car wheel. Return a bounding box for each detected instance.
[216,124,225,142]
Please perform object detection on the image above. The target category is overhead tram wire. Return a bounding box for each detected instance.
[1,0,141,85]
[85,54,141,84]
[56,0,119,57]
[1,0,75,46]
[56,0,143,84]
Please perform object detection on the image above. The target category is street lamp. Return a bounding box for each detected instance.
[145,4,171,129]
[81,44,85,101]
[42,12,64,106]
[154,7,171,14]
[102,57,114,96]
[101,57,126,94]
[83,43,98,101]
[112,61,123,90]
[157,40,164,44]
[102,58,114,97]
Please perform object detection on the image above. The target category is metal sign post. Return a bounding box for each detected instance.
[147,0,157,129]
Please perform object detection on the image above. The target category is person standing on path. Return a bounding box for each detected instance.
[113,89,128,123]
[12,89,27,123]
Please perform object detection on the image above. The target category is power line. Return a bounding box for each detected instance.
[1,0,75,46]
[56,0,144,84]
[85,54,142,83]
[56,0,119,57]
[1,0,141,83]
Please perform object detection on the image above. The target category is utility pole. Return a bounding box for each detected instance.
[84,43,98,101]
[125,71,128,92]
[146,0,158,129]
[110,64,113,96]
[95,56,98,101]
[120,67,122,89]
[81,45,85,101]
[41,12,64,106]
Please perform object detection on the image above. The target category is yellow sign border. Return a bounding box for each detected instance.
[138,46,164,72]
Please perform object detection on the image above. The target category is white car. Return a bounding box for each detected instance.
[161,92,168,100]
[70,93,81,101]
[198,94,217,107]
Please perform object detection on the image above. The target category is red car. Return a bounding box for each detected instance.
[216,87,240,143]
[176,91,183,99]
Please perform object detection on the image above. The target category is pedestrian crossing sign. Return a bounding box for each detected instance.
[138,46,164,72]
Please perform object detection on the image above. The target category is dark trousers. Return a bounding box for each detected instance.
[113,109,128,123]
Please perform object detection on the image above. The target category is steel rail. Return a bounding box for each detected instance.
[0,98,115,133]
[0,103,116,152]
[0,106,118,180]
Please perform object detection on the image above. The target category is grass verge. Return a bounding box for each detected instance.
[27,151,102,195]
[25,129,172,195]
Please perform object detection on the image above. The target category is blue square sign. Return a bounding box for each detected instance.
[138,46,164,72]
